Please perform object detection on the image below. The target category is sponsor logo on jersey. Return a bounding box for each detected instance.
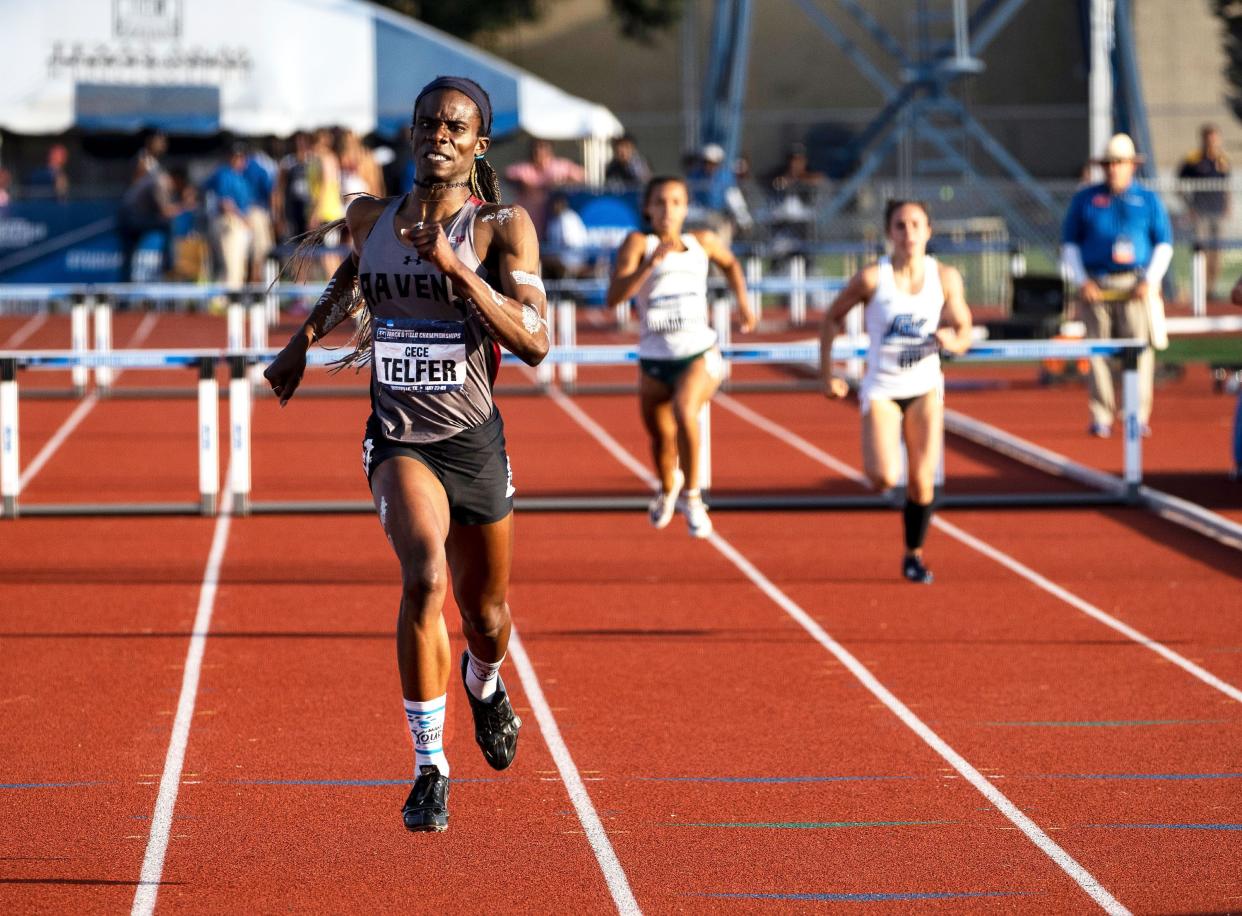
[885,314,928,341]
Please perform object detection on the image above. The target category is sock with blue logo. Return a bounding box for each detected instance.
[404,695,449,777]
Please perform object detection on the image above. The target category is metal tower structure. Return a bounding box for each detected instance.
[696,0,1152,244]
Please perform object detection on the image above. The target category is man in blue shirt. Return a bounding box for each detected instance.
[205,145,255,289]
[1061,133,1173,438]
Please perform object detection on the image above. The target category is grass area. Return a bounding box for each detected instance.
[1160,336,1242,365]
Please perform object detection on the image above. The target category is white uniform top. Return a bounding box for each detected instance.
[633,233,717,360]
[861,255,945,401]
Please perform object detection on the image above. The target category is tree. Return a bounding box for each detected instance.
[1215,0,1242,120]
[376,1,541,40]
[609,0,684,42]
[373,0,682,43]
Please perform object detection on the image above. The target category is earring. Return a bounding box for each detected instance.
[475,154,484,160]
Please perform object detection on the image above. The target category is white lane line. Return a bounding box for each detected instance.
[20,394,97,489]
[132,475,232,916]
[1,312,48,349]
[18,313,161,490]
[716,393,1242,706]
[548,391,1129,915]
[507,629,641,915]
[934,517,1242,703]
[549,387,655,486]
[517,369,643,915]
[714,394,868,486]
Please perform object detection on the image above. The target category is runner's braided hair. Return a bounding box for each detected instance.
[470,154,502,204]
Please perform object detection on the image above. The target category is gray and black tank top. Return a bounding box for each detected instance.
[359,195,500,443]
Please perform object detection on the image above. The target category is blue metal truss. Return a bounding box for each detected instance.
[698,0,1153,244]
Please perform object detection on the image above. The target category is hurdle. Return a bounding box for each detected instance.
[0,358,17,518]
[0,338,1153,519]
[0,349,230,519]
[228,356,252,516]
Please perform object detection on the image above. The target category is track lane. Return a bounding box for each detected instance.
[0,517,219,914]
[517,386,1239,913]
[499,396,1133,912]
[722,389,1242,686]
[149,513,625,914]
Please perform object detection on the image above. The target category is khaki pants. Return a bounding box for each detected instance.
[247,207,273,282]
[213,211,252,290]
[1082,291,1154,427]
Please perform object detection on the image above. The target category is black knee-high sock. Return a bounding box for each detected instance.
[903,499,934,552]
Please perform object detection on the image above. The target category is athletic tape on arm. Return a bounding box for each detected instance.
[511,270,546,295]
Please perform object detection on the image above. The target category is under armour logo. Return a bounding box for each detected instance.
[403,255,421,265]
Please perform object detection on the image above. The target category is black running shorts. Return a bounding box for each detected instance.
[362,409,514,525]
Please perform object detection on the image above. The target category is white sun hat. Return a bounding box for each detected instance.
[1094,133,1144,163]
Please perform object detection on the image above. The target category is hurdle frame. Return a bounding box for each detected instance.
[0,338,1151,520]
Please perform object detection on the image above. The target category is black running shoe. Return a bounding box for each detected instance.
[461,652,521,771]
[902,554,934,584]
[402,765,449,833]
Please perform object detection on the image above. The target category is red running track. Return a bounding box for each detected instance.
[2,310,1242,908]
[3,361,1241,913]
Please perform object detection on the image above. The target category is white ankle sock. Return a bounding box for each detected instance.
[403,695,449,776]
[465,650,503,702]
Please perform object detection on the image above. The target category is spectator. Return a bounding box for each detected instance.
[769,142,826,245]
[116,136,179,282]
[0,169,11,209]
[770,143,826,198]
[1179,123,1231,299]
[242,143,277,282]
[504,138,585,237]
[1061,133,1172,439]
[204,144,256,289]
[308,128,344,228]
[542,192,591,279]
[273,131,314,244]
[167,167,209,282]
[307,128,345,275]
[134,130,168,181]
[604,134,650,188]
[27,143,70,202]
[338,129,384,201]
[687,143,752,238]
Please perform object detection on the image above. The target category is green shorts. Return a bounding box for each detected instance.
[639,348,715,387]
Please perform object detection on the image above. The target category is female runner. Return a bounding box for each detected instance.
[606,176,755,537]
[820,200,972,583]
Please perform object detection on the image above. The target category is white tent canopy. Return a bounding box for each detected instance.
[0,0,623,144]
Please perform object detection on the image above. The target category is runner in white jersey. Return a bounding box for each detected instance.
[263,77,548,833]
[819,200,972,583]
[607,176,755,538]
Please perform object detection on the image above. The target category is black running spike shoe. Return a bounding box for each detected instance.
[402,765,449,833]
[902,554,934,584]
[461,652,521,771]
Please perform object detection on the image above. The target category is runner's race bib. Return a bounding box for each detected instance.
[646,293,707,334]
[374,318,466,393]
